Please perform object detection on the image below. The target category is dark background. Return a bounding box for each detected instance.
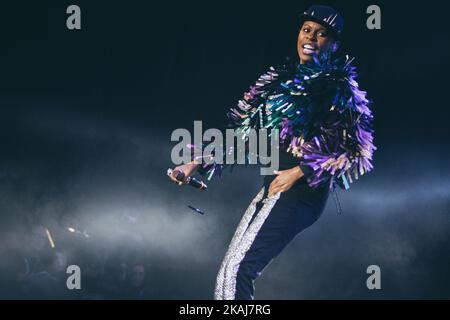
[0,0,449,299]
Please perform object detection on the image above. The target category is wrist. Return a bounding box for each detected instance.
[290,166,304,180]
[188,161,201,172]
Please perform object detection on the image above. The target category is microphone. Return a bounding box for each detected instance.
[167,169,207,190]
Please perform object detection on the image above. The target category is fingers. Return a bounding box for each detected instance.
[169,175,183,186]
[268,180,275,196]
[268,181,282,197]
[268,189,281,198]
[168,170,185,186]
[269,177,291,197]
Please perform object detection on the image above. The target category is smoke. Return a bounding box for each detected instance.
[253,147,450,299]
[0,109,449,299]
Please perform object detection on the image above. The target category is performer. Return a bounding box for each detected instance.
[168,5,376,300]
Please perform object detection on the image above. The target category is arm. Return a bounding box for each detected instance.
[289,56,376,191]
[298,93,376,190]
[182,66,279,181]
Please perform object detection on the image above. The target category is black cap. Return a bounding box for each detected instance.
[299,5,344,39]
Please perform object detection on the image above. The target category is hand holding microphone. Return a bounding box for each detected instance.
[167,163,207,190]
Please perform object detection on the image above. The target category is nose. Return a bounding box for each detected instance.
[307,32,317,42]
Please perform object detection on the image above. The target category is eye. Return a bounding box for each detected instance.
[318,31,328,38]
[303,27,310,33]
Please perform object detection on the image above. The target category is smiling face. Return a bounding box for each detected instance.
[297,20,339,64]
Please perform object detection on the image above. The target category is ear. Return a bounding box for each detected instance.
[332,41,341,53]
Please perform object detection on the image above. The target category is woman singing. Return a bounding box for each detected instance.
[168,5,376,300]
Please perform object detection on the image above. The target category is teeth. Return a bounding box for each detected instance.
[303,44,315,50]
[302,45,315,55]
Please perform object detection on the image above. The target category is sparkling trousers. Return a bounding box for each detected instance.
[214,183,324,300]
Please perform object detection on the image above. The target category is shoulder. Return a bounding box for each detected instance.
[314,55,372,118]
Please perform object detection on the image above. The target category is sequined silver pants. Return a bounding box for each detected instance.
[214,184,322,300]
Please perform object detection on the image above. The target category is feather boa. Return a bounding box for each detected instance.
[196,54,376,190]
